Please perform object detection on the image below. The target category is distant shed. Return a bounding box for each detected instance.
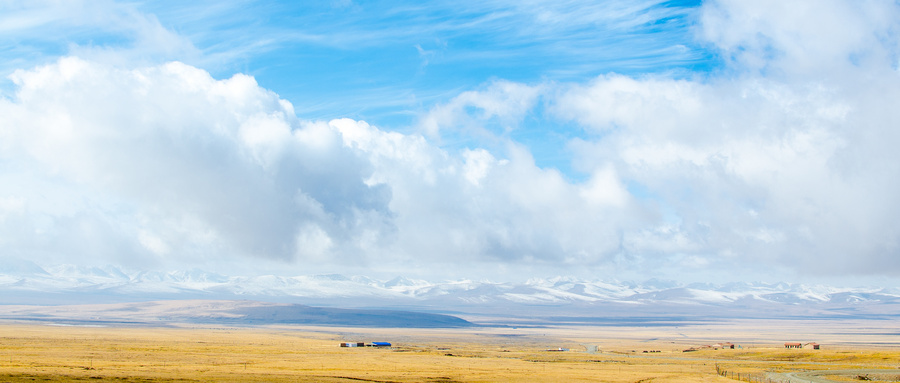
[805,342,820,350]
[371,342,391,347]
[784,342,802,349]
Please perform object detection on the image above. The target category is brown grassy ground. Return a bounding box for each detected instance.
[0,319,897,382]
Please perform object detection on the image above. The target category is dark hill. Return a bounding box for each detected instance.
[223,304,474,328]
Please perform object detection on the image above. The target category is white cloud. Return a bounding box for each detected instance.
[335,119,640,269]
[461,148,499,187]
[2,0,899,282]
[398,0,900,278]
[339,0,900,279]
[0,0,200,77]
[698,0,900,78]
[550,0,900,277]
[0,57,391,269]
[579,166,628,208]
[0,58,637,277]
[419,80,542,139]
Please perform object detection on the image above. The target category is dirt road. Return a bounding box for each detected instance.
[767,369,900,383]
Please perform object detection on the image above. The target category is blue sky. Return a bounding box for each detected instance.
[184,0,717,174]
[144,1,712,105]
[1,0,716,175]
[2,0,900,285]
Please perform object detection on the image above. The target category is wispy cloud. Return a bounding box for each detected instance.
[1,0,711,125]
[0,1,199,74]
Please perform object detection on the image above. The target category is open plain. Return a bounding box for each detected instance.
[1,315,898,382]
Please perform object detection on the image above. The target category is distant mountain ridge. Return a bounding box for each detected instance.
[1,259,898,319]
[0,300,475,328]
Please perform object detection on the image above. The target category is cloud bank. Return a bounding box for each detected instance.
[1,0,899,282]
[0,58,640,276]
[0,59,392,270]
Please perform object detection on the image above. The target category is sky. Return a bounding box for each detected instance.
[1,0,900,285]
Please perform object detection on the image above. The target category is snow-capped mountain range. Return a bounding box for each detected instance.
[1,259,898,319]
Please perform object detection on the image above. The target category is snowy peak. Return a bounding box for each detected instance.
[0,257,49,276]
[384,276,427,288]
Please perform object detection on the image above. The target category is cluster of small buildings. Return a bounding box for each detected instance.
[712,342,736,349]
[340,342,392,348]
[784,342,819,349]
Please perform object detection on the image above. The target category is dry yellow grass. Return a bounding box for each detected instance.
[0,319,897,382]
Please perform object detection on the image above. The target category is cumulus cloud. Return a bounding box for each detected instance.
[2,0,899,282]
[0,58,638,276]
[548,0,900,276]
[419,80,543,140]
[0,57,391,269]
[698,0,900,79]
[335,119,642,269]
[405,0,900,278]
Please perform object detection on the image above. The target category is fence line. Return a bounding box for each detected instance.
[716,364,790,383]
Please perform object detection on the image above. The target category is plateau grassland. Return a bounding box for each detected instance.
[0,318,898,382]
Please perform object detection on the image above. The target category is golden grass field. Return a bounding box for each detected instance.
[0,318,898,382]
